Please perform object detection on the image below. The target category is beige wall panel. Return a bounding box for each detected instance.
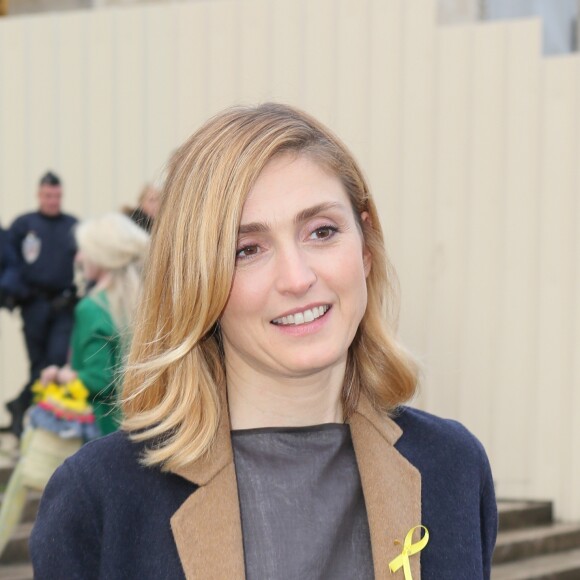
[269,0,303,106]
[334,0,369,163]
[303,0,336,126]
[238,0,270,105]
[142,4,178,192]
[572,79,580,519]
[458,22,507,445]
[84,11,115,216]
[367,0,403,254]
[55,12,89,218]
[174,1,209,145]
[0,22,31,423]
[111,8,145,212]
[206,1,239,114]
[0,21,29,220]
[535,57,577,519]
[25,17,60,197]
[396,0,436,373]
[493,20,541,499]
[424,26,472,419]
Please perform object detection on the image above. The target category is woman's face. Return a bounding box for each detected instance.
[75,250,103,282]
[219,153,371,380]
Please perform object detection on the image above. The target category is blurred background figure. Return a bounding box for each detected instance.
[0,172,78,438]
[41,212,149,436]
[0,213,148,559]
[123,183,161,233]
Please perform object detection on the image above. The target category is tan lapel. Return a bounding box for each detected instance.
[170,395,245,580]
[349,396,422,579]
[169,393,421,580]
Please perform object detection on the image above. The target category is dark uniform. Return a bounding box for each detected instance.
[0,210,77,423]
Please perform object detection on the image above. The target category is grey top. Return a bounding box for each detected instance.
[231,423,374,580]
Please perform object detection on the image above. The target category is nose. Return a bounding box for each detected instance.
[274,244,317,296]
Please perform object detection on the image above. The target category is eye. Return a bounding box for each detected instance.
[309,225,338,240]
[236,245,260,260]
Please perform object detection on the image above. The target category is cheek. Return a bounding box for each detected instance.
[222,270,268,323]
[333,250,369,312]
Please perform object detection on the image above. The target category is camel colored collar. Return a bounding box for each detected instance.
[170,395,422,579]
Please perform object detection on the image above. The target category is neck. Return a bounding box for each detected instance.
[93,271,113,292]
[226,358,346,430]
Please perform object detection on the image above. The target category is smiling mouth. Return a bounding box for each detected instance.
[271,305,331,327]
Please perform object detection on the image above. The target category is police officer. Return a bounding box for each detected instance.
[0,172,78,436]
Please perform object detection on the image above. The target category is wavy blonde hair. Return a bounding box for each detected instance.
[122,103,417,470]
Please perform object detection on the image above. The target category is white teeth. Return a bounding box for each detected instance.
[272,305,330,326]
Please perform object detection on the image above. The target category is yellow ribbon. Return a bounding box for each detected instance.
[389,525,429,579]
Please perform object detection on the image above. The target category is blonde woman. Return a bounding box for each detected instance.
[41,213,149,435]
[31,104,497,579]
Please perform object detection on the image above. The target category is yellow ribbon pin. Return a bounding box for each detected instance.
[388,525,429,579]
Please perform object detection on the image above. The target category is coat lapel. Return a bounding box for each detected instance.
[349,397,422,579]
[170,396,245,580]
[169,393,421,580]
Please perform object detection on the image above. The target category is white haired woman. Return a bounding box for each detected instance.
[41,212,149,435]
[31,104,497,579]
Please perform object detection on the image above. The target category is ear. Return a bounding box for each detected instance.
[360,212,372,277]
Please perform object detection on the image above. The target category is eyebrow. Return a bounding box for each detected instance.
[237,202,348,235]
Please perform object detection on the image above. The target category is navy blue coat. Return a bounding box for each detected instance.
[30,404,497,579]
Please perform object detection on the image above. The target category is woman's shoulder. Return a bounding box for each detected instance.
[58,430,145,482]
[391,406,491,473]
[43,431,196,511]
[74,292,114,331]
[75,291,108,313]
[31,431,196,577]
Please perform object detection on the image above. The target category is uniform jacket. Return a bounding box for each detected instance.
[0,211,77,300]
[30,395,497,579]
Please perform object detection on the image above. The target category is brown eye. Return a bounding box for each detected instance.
[236,245,260,260]
[310,226,338,240]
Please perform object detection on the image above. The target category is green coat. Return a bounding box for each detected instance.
[70,291,122,436]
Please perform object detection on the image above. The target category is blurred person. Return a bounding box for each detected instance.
[41,212,149,436]
[123,183,161,233]
[0,172,77,437]
[31,104,496,579]
[0,213,147,558]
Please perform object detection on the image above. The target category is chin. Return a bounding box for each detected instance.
[281,351,345,376]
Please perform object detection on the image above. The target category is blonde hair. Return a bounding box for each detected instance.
[122,103,417,470]
[76,213,149,342]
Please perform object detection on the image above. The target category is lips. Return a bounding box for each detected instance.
[271,305,331,326]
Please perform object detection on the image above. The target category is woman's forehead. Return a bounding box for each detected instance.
[240,154,349,224]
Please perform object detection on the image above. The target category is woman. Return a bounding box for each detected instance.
[123,183,161,233]
[41,212,149,435]
[31,104,497,579]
